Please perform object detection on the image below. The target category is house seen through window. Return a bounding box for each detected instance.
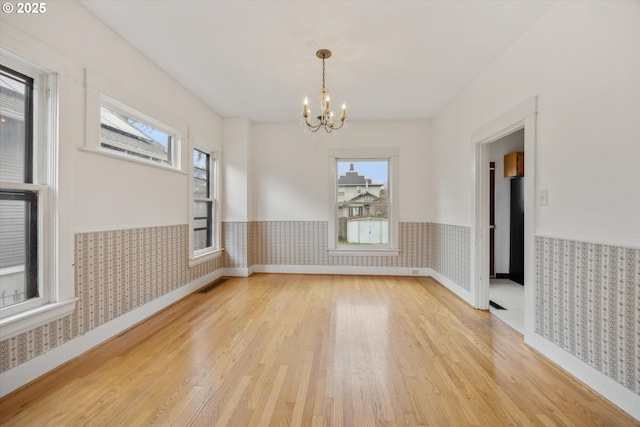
[336,161,389,246]
[99,97,178,168]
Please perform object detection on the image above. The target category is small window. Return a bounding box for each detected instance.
[190,145,220,262]
[99,96,179,168]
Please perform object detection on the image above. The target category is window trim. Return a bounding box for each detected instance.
[188,141,222,265]
[327,148,399,256]
[0,47,75,340]
[97,94,181,170]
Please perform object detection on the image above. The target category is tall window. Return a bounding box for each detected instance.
[0,59,53,317]
[191,146,220,261]
[328,148,399,255]
[99,95,179,168]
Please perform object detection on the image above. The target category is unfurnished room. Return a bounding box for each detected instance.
[0,1,638,425]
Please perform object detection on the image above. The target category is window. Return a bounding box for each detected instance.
[328,148,399,255]
[0,56,58,322]
[190,145,221,262]
[99,95,179,168]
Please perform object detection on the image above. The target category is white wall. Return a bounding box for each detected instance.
[430,0,640,246]
[489,130,524,274]
[251,121,431,222]
[222,118,253,222]
[2,1,223,232]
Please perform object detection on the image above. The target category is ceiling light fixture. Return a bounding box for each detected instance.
[301,49,347,133]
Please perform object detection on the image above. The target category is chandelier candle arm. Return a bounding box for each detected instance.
[301,49,348,133]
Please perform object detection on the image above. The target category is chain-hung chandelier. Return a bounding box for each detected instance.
[301,49,347,133]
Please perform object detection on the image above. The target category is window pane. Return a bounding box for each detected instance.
[336,160,389,246]
[0,192,38,308]
[194,229,210,252]
[193,200,212,251]
[193,149,209,198]
[0,66,32,183]
[194,201,210,218]
[100,105,172,165]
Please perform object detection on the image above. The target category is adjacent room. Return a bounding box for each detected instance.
[1,1,638,425]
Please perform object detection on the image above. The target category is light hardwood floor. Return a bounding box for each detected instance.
[0,274,636,426]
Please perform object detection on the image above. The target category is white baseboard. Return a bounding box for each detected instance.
[530,334,640,422]
[427,268,474,306]
[250,264,429,277]
[220,267,251,277]
[0,270,223,398]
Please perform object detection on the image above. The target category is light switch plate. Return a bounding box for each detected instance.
[538,190,549,206]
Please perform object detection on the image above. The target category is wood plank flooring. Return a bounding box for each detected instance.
[0,274,637,426]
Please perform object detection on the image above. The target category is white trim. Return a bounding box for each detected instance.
[219,267,251,277]
[424,219,471,228]
[471,97,537,342]
[250,264,429,277]
[77,147,187,175]
[471,98,537,143]
[327,148,399,254]
[188,248,224,267]
[0,298,76,341]
[98,94,182,170]
[531,334,640,422]
[327,249,400,257]
[74,222,187,234]
[427,268,475,306]
[0,271,222,398]
[188,134,222,262]
[534,231,640,250]
[0,47,65,326]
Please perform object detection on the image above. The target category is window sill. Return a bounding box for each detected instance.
[327,249,400,257]
[189,248,224,267]
[79,147,186,175]
[0,298,77,341]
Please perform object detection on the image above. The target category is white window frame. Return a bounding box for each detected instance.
[188,141,222,265]
[0,48,75,340]
[98,94,181,170]
[327,148,399,256]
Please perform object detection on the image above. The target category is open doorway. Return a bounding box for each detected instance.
[487,130,525,333]
[471,97,537,342]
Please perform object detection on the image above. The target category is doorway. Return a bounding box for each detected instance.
[471,97,537,342]
[487,130,525,332]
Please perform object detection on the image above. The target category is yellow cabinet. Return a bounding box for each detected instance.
[504,151,524,177]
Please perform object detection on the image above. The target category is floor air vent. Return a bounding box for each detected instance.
[489,300,507,310]
[198,278,228,293]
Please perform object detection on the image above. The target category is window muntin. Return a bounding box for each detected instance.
[192,147,218,257]
[335,160,390,248]
[99,96,178,168]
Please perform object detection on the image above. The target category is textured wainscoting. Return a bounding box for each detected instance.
[0,221,473,374]
[0,225,222,373]
[428,223,471,290]
[222,222,248,268]
[248,221,430,268]
[535,236,640,394]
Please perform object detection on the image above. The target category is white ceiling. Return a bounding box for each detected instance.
[79,1,554,123]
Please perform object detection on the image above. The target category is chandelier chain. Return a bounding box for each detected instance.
[322,56,326,88]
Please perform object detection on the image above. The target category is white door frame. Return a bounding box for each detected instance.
[470,97,537,343]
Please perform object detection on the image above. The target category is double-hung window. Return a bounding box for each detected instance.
[0,52,65,330]
[328,148,399,255]
[190,145,221,263]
